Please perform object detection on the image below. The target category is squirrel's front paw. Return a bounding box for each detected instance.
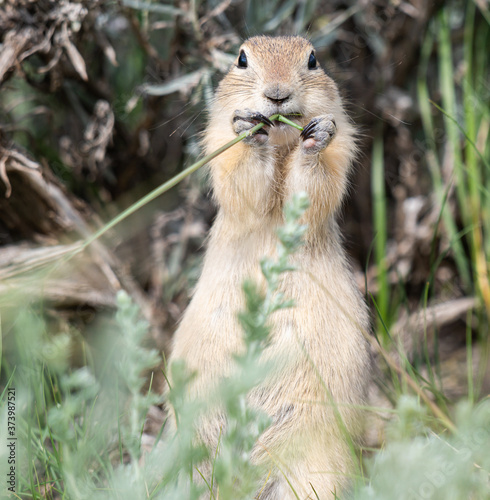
[232,109,273,144]
[300,114,336,154]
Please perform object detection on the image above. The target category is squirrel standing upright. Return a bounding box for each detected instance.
[168,35,371,499]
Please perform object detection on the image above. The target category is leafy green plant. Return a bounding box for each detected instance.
[157,191,311,499]
[0,187,312,499]
[354,397,490,500]
[0,292,164,499]
[209,191,310,498]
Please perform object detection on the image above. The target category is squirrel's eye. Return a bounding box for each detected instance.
[238,50,248,68]
[308,51,317,69]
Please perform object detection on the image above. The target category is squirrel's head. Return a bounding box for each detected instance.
[215,36,343,146]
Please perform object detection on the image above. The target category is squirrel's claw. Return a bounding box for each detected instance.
[300,118,321,139]
[252,113,274,127]
[301,114,337,154]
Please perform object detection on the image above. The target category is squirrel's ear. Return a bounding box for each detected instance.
[308,51,318,70]
[238,50,248,68]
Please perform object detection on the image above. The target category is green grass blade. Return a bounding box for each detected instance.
[371,120,389,339]
[417,26,472,289]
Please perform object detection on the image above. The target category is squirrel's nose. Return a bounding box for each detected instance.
[264,85,291,104]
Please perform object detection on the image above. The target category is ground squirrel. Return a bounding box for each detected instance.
[168,35,371,499]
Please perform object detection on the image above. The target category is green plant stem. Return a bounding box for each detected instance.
[75,114,302,255]
[417,28,471,289]
[371,120,389,340]
[365,321,457,433]
[275,114,304,129]
[438,10,467,223]
[429,100,489,172]
[1,114,305,282]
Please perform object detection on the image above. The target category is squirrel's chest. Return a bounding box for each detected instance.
[202,228,278,287]
[237,145,292,183]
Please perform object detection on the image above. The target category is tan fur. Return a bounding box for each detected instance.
[168,36,371,499]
